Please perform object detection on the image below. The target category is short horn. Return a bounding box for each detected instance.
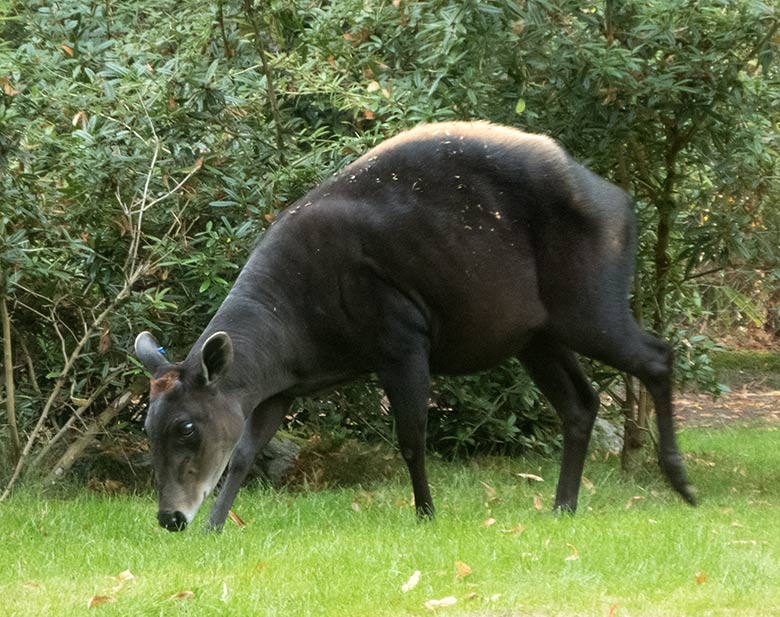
[134,331,170,374]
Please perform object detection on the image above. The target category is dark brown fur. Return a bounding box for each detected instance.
[136,121,695,532]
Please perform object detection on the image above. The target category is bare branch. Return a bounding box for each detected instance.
[30,375,118,470]
[45,391,135,486]
[1,111,204,500]
[50,307,68,365]
[243,0,286,157]
[0,267,145,502]
[134,157,203,215]
[125,139,160,275]
[14,329,42,397]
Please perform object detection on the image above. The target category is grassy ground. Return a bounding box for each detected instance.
[1,426,779,616]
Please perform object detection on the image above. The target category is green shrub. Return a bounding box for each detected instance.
[428,361,560,458]
[1,0,778,486]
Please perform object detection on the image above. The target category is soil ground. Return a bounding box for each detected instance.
[675,387,780,428]
[675,331,780,428]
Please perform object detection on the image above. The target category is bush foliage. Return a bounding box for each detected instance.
[1,0,778,485]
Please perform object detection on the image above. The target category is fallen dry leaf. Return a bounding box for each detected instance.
[581,476,595,491]
[565,543,579,562]
[424,596,457,610]
[1,76,20,96]
[608,602,620,617]
[482,517,497,527]
[625,496,644,509]
[71,111,88,129]
[401,570,421,593]
[87,595,115,608]
[518,473,544,482]
[481,481,498,504]
[170,591,195,601]
[110,569,136,593]
[454,560,472,579]
[500,523,525,535]
[351,502,361,512]
[22,581,41,589]
[533,493,544,511]
[695,572,708,585]
[228,510,246,527]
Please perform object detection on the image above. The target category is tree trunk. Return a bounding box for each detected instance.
[621,265,650,472]
[1,289,21,462]
[621,375,647,470]
[621,121,683,472]
[653,206,674,332]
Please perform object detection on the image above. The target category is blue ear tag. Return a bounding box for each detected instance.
[157,346,167,357]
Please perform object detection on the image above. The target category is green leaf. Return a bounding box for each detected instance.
[515,98,526,114]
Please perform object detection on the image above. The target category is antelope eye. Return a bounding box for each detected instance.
[178,421,195,438]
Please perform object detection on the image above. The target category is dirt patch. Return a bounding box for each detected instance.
[719,328,780,352]
[675,387,780,428]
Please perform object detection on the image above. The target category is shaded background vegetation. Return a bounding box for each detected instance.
[1,0,779,492]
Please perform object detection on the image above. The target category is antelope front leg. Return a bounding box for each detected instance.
[206,396,290,531]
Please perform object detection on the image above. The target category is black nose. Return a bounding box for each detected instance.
[158,510,188,532]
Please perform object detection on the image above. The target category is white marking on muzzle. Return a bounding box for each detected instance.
[180,449,235,525]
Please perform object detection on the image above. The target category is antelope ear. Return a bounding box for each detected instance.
[200,331,233,384]
[134,332,170,374]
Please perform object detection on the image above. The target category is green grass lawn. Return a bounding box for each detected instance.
[1,426,779,616]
